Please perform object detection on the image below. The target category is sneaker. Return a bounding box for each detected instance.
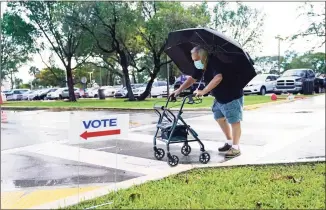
[218,143,232,152]
[225,148,241,159]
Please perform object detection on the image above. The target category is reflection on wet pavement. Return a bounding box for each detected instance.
[1,151,142,191]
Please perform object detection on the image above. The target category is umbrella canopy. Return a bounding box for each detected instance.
[164,28,257,89]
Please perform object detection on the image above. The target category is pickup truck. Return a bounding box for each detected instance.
[274,68,321,94]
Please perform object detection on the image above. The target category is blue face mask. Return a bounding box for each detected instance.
[194,60,204,70]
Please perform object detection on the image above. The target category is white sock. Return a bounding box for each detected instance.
[226,140,232,145]
[232,144,239,150]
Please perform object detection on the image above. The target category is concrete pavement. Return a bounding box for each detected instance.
[1,95,325,209]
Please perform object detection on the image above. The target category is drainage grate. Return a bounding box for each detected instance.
[295,111,313,113]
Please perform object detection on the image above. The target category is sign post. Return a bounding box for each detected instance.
[81,76,87,94]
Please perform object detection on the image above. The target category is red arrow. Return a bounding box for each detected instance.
[80,129,121,140]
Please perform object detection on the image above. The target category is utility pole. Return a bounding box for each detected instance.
[275,35,283,74]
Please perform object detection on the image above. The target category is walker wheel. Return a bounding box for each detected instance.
[167,155,179,167]
[199,152,210,164]
[181,145,191,156]
[154,148,165,160]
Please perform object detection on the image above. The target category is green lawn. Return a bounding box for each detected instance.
[3,95,273,109]
[64,163,325,209]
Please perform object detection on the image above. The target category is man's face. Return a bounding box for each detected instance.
[191,52,200,61]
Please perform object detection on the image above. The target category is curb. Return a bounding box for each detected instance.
[31,158,325,209]
[0,98,303,112]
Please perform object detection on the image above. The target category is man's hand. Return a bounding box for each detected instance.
[194,89,206,97]
[170,88,182,97]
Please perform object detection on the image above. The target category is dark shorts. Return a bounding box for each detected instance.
[211,96,244,124]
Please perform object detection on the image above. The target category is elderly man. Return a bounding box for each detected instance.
[171,46,244,159]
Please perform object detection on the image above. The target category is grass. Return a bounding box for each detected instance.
[64,162,326,209]
[3,95,274,109]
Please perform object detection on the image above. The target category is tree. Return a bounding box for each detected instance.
[36,67,66,87]
[212,2,266,54]
[8,1,94,101]
[291,3,325,49]
[14,78,23,88]
[71,2,142,101]
[287,52,325,74]
[1,12,36,81]
[135,2,210,100]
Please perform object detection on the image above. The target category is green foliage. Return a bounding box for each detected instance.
[287,52,326,73]
[36,67,66,87]
[0,12,37,80]
[291,2,325,48]
[212,2,266,54]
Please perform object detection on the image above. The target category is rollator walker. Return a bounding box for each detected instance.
[153,94,210,167]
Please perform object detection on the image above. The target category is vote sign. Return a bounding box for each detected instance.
[78,114,129,141]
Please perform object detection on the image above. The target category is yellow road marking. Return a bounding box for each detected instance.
[1,191,25,209]
[1,186,100,209]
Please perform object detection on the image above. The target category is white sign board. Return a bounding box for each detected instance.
[69,114,129,144]
[81,76,87,84]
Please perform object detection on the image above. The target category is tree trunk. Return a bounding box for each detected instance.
[138,67,160,101]
[66,61,77,102]
[105,70,109,86]
[119,51,135,101]
[132,69,137,84]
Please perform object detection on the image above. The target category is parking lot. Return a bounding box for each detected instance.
[1,95,325,209]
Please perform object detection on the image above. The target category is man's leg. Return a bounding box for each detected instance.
[212,100,232,152]
[216,117,233,152]
[223,97,244,159]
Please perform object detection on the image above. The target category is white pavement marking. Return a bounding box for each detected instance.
[24,142,176,175]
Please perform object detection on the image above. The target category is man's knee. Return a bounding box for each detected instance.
[216,117,226,123]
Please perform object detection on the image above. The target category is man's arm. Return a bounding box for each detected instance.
[178,77,196,91]
[202,74,223,95]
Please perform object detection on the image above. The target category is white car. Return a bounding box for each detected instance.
[101,86,116,97]
[47,88,66,100]
[133,81,168,98]
[115,84,143,98]
[86,87,100,98]
[5,89,30,101]
[243,74,279,95]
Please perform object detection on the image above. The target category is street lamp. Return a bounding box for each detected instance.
[275,35,283,74]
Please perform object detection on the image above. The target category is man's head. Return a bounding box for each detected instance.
[191,46,208,70]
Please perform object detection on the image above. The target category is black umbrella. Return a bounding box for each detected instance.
[164,28,257,89]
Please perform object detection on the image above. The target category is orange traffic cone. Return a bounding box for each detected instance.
[1,111,7,123]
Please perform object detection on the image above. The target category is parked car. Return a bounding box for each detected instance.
[2,90,11,97]
[114,84,143,98]
[36,88,57,100]
[60,88,80,99]
[162,85,175,97]
[85,87,100,98]
[101,86,117,97]
[243,74,279,95]
[47,88,66,100]
[5,89,30,101]
[22,90,35,100]
[132,84,148,98]
[274,69,317,95]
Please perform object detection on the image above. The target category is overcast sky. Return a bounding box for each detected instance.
[1,2,325,83]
